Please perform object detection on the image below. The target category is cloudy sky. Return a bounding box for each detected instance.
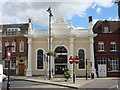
[0,0,119,29]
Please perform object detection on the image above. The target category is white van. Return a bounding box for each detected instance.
[0,64,3,82]
[0,64,6,82]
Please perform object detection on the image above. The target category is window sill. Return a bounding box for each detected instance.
[108,71,119,72]
[78,69,86,70]
[98,50,106,52]
[110,50,117,52]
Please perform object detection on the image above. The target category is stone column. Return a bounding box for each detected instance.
[69,37,75,76]
[89,37,97,78]
[26,37,32,76]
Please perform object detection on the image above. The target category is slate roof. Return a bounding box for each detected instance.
[0,23,29,31]
[93,21,120,34]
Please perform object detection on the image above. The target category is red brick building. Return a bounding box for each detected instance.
[0,23,29,75]
[93,20,120,77]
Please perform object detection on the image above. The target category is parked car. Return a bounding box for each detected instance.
[0,73,6,81]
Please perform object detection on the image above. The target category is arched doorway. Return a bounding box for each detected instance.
[54,46,68,75]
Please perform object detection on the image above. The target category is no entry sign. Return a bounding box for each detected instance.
[7,49,11,61]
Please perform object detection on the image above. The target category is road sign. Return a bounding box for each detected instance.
[7,49,11,61]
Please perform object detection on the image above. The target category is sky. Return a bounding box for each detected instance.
[0,0,119,29]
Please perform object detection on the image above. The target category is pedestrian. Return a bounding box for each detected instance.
[63,69,71,81]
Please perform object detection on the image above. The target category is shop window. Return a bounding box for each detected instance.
[11,59,16,69]
[4,59,16,69]
[37,49,43,69]
[4,60,8,69]
[78,49,85,69]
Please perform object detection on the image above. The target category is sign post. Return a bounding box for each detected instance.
[7,49,11,90]
[6,46,14,90]
[69,56,80,83]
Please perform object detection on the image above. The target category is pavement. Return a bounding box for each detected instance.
[10,76,120,89]
[10,76,95,89]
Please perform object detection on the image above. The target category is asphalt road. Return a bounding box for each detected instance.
[2,78,71,90]
[79,78,119,89]
[1,78,120,90]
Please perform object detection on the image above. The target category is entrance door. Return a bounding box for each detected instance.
[54,46,68,75]
[19,64,25,76]
[54,55,67,75]
[55,65,67,75]
[98,64,106,77]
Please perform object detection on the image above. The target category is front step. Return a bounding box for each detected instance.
[53,75,64,78]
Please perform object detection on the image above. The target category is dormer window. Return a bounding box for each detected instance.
[103,27,109,33]
[6,28,20,35]
[7,28,20,31]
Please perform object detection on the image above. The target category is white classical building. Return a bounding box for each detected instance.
[25,17,97,78]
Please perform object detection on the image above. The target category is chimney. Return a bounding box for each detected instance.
[88,16,93,34]
[69,22,74,29]
[89,16,92,23]
[29,18,32,23]
[28,18,32,34]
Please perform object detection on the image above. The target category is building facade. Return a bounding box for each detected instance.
[25,17,97,77]
[93,20,120,77]
[0,22,30,76]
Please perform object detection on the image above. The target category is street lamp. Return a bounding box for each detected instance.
[5,45,14,90]
[69,56,80,83]
[47,7,53,80]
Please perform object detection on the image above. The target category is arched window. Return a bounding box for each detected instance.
[78,49,85,69]
[55,46,67,53]
[37,50,43,69]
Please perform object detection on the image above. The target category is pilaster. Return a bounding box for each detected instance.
[26,37,32,76]
[69,37,75,76]
[89,37,97,78]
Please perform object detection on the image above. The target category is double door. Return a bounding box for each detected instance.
[55,55,67,75]
[55,65,67,75]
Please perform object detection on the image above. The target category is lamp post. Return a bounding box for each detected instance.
[69,56,80,83]
[47,7,53,80]
[6,46,14,90]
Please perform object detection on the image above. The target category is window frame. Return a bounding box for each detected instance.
[11,41,16,52]
[98,42,105,52]
[110,42,117,51]
[78,49,86,70]
[97,58,106,64]
[36,49,44,70]
[109,58,119,72]
[11,59,16,69]
[19,40,24,52]
[103,26,109,33]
